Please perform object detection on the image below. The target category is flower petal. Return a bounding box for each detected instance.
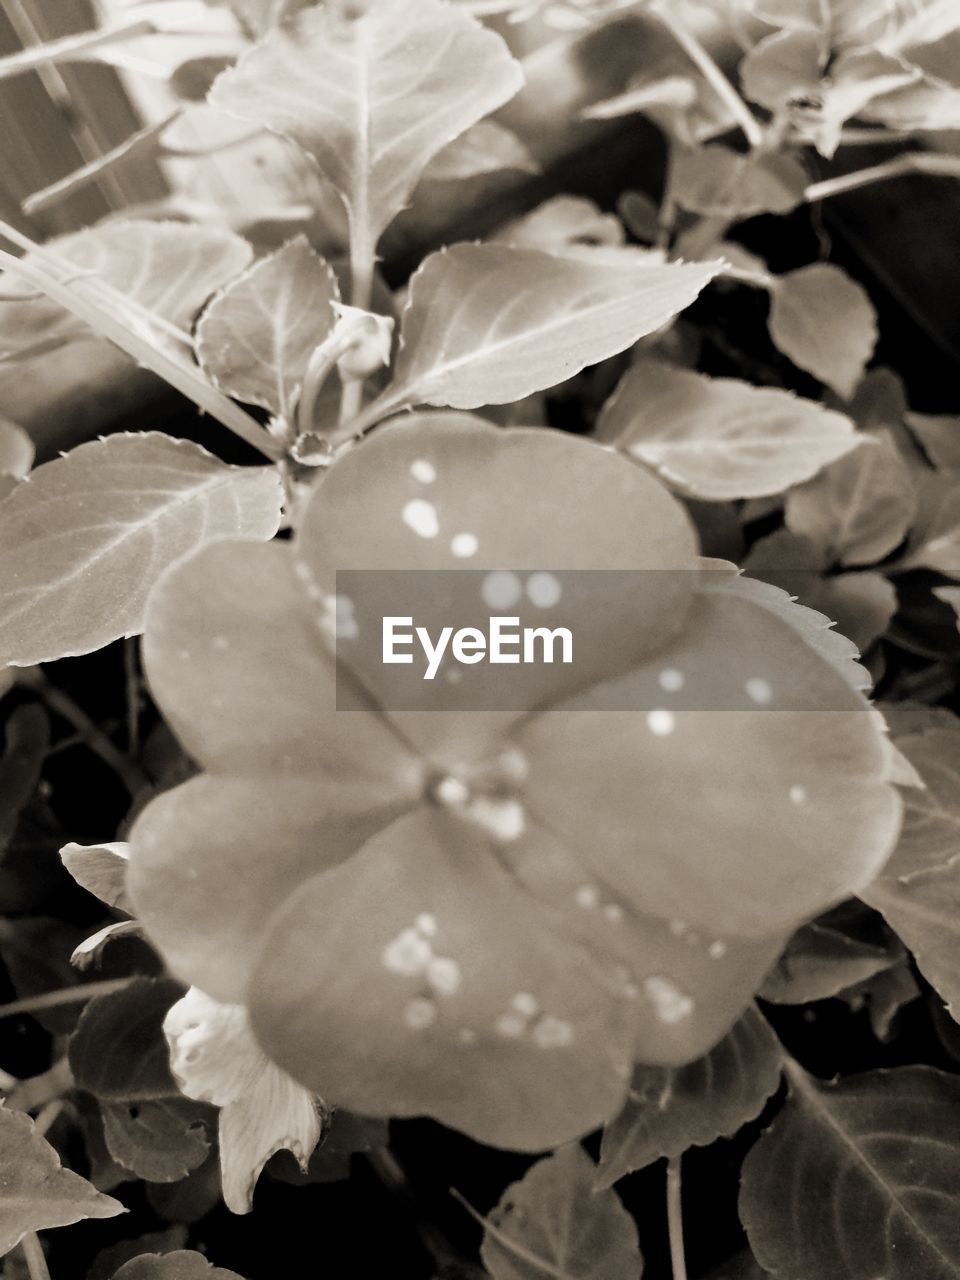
[248,807,637,1151]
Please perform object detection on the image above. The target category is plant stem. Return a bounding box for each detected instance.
[20,1233,52,1280]
[645,0,764,149]
[805,152,960,203]
[19,669,149,797]
[124,639,141,757]
[666,1156,688,1280]
[0,18,156,82]
[365,1147,481,1276]
[0,978,131,1021]
[339,222,377,427]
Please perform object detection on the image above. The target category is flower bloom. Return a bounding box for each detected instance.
[129,415,901,1149]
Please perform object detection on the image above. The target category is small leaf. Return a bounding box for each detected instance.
[768,264,878,399]
[369,244,721,413]
[0,1107,124,1254]
[195,236,340,418]
[740,28,823,113]
[906,411,960,470]
[785,433,916,566]
[671,144,807,219]
[901,472,960,574]
[598,361,858,500]
[60,842,131,912]
[741,1064,960,1280]
[0,415,33,479]
[70,978,186,1102]
[209,0,523,252]
[596,1007,782,1188]
[113,1250,246,1279]
[0,433,283,666]
[423,121,539,183]
[100,1099,211,1184]
[885,0,960,88]
[759,922,899,1004]
[493,196,627,254]
[0,222,251,360]
[479,1144,642,1280]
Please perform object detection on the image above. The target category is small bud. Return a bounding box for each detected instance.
[330,302,394,381]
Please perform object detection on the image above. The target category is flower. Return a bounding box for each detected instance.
[129,414,901,1150]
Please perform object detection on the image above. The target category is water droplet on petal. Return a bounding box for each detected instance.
[403,997,438,1030]
[451,532,478,558]
[495,1011,527,1038]
[790,785,807,804]
[526,572,562,608]
[658,668,684,692]
[708,940,727,960]
[402,498,439,539]
[746,677,773,705]
[416,913,437,938]
[482,570,523,610]
[647,709,675,737]
[644,974,694,1024]
[383,928,432,977]
[410,459,436,484]
[427,956,462,997]
[532,1016,574,1049]
[575,884,600,910]
[510,992,539,1017]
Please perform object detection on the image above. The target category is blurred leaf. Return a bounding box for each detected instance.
[60,842,131,913]
[70,978,185,1102]
[741,1064,960,1280]
[768,264,878,399]
[494,197,626,254]
[86,1227,188,1280]
[901,472,960,574]
[760,922,898,1004]
[209,0,523,253]
[372,245,722,412]
[479,1144,641,1280]
[597,1007,782,1188]
[0,434,282,667]
[785,433,916,565]
[112,1251,245,1279]
[845,957,921,1042]
[884,0,960,88]
[740,28,822,113]
[195,236,340,419]
[100,1099,211,1185]
[906,411,960,469]
[671,144,807,218]
[0,1108,124,1253]
[423,121,539,182]
[0,705,49,858]
[598,361,857,500]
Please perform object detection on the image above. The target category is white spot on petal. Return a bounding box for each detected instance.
[647,709,675,737]
[790,785,807,804]
[403,997,437,1030]
[427,956,461,997]
[467,795,525,843]
[410,459,436,484]
[451,532,478,558]
[526,572,562,608]
[481,570,522,610]
[644,974,694,1025]
[402,498,439,539]
[658,668,684,692]
[434,776,470,808]
[532,1016,574,1049]
[746,677,773,705]
[383,929,432,977]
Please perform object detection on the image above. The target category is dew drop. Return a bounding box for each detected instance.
[789,785,807,804]
[644,974,694,1025]
[575,884,600,910]
[658,668,684,692]
[410,459,436,484]
[427,956,462,997]
[451,532,478,558]
[415,912,437,938]
[510,992,539,1017]
[402,498,439,538]
[526,571,562,608]
[403,997,438,1030]
[532,1016,574,1049]
[708,939,727,960]
[495,1011,527,1039]
[647,709,675,737]
[382,928,432,977]
[746,677,773,705]
[481,570,523,610]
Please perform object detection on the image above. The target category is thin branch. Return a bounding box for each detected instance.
[19,668,149,797]
[666,1156,688,1280]
[805,152,960,203]
[645,0,764,149]
[0,19,156,82]
[0,978,131,1021]
[20,1233,52,1280]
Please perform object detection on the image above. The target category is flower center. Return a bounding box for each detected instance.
[426,747,529,843]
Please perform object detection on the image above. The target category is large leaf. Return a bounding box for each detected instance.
[70,979,186,1103]
[0,222,252,360]
[597,1006,782,1188]
[0,1108,124,1254]
[861,726,960,1018]
[479,1144,642,1280]
[363,244,721,416]
[195,236,340,419]
[741,1064,960,1280]
[100,1099,211,1185]
[768,264,878,400]
[598,361,858,500]
[784,433,916,566]
[113,1253,246,1280]
[208,0,523,253]
[0,433,282,666]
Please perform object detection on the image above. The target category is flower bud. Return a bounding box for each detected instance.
[330,302,394,381]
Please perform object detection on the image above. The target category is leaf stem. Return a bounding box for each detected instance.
[19,669,149,797]
[0,19,156,82]
[805,152,960,203]
[339,231,377,428]
[666,1156,688,1280]
[645,0,764,149]
[0,978,131,1021]
[450,1187,578,1280]
[19,1233,52,1280]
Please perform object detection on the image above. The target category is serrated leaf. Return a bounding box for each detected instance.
[596,1007,782,1188]
[0,416,33,479]
[785,433,916,566]
[60,842,130,913]
[113,1253,246,1280]
[480,1144,641,1280]
[741,1064,960,1280]
[0,1108,124,1253]
[70,978,186,1102]
[768,264,878,399]
[0,433,282,666]
[195,236,340,419]
[598,361,858,500]
[101,1099,211,1184]
[423,121,539,183]
[861,726,960,1018]
[209,0,523,253]
[671,144,807,219]
[759,922,898,1004]
[366,244,721,414]
[0,222,251,360]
